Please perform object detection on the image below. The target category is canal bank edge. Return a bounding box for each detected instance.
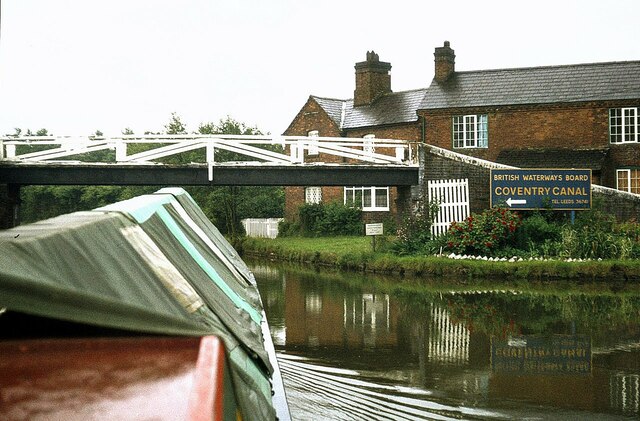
[238,237,640,284]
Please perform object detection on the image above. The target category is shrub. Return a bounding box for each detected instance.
[277,219,301,237]
[316,202,363,236]
[298,202,362,236]
[515,212,562,246]
[442,207,521,256]
[392,199,440,255]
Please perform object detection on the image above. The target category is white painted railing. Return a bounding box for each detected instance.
[428,178,470,237]
[0,135,415,181]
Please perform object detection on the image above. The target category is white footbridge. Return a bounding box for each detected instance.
[1,134,417,182]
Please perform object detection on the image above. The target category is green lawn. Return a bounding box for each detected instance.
[240,236,640,283]
[256,236,373,255]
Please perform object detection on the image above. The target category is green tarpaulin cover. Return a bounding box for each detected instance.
[0,188,277,420]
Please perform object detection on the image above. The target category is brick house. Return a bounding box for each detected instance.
[283,51,424,222]
[284,42,640,222]
[422,41,640,191]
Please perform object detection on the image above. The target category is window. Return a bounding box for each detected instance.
[363,134,375,155]
[305,186,322,204]
[617,169,640,194]
[344,186,389,211]
[610,107,639,143]
[453,114,488,148]
[307,130,319,155]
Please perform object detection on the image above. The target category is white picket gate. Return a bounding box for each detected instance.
[242,218,283,239]
[428,179,470,237]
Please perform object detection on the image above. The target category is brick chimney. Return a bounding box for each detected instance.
[354,51,392,107]
[434,41,455,83]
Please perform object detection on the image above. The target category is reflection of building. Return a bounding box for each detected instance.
[251,265,288,346]
[344,293,391,348]
[255,268,640,418]
[428,304,470,365]
[280,274,398,350]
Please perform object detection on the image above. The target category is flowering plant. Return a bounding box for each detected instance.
[443,207,521,256]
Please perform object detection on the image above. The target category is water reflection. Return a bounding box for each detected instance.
[250,262,640,420]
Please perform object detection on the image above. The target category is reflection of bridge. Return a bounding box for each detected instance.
[0,135,419,186]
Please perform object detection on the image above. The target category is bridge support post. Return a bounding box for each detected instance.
[0,184,21,229]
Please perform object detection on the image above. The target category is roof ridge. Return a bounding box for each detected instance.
[313,87,428,103]
[311,95,348,102]
[454,60,640,75]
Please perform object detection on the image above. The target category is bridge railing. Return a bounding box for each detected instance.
[0,134,416,181]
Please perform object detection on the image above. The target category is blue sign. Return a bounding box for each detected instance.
[491,169,591,210]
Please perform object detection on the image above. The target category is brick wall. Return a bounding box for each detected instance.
[421,100,640,191]
[346,124,421,142]
[420,144,640,221]
[283,95,421,222]
[420,144,504,213]
[284,96,342,138]
[284,97,343,220]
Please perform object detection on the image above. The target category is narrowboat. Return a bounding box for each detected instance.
[0,188,290,420]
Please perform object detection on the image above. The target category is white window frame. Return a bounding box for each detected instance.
[305,186,322,204]
[610,107,639,144]
[363,134,375,155]
[307,130,319,155]
[453,114,488,148]
[616,169,640,194]
[344,186,389,211]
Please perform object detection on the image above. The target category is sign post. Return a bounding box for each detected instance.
[365,223,384,252]
[490,169,592,210]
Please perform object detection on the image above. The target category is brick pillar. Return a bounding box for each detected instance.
[395,185,413,225]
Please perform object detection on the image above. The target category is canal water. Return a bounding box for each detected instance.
[249,260,640,421]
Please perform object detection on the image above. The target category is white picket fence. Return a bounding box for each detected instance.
[428,179,470,237]
[242,218,283,239]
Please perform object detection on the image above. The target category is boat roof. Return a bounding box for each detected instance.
[0,187,278,420]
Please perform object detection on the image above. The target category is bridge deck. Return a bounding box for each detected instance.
[0,162,419,186]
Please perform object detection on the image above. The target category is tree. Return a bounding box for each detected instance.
[190,116,283,238]
[165,112,187,135]
[14,116,284,236]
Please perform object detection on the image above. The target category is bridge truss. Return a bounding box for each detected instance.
[0,134,416,182]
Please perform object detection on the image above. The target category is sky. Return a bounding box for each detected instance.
[1,0,639,137]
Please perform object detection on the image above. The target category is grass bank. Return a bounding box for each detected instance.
[238,236,640,283]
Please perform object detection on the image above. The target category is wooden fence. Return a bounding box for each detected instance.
[242,218,283,239]
[428,179,470,237]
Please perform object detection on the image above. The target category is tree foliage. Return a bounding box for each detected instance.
[14,114,284,236]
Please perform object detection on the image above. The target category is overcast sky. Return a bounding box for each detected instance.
[1,0,639,137]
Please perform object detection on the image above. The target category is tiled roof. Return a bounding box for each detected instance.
[312,96,345,128]
[421,61,640,110]
[312,88,426,130]
[496,148,610,171]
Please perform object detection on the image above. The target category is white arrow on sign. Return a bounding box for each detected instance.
[506,197,527,207]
